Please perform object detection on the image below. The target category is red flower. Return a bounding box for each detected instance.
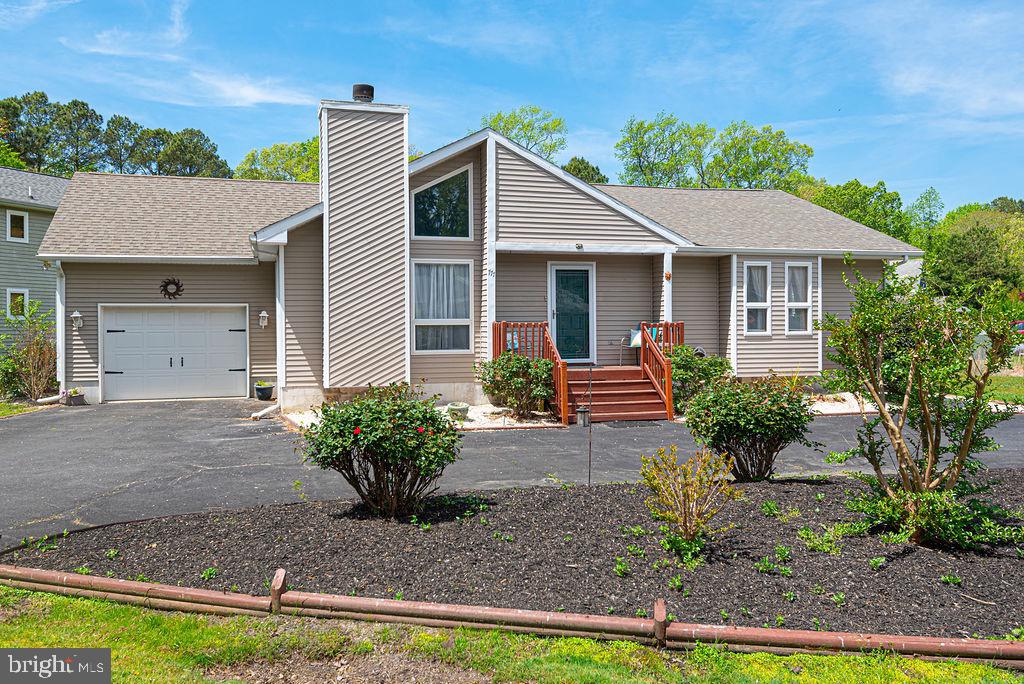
[353,427,361,435]
[417,426,425,433]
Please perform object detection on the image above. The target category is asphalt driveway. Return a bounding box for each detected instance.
[2,400,1023,545]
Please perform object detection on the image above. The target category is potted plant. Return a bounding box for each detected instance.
[64,387,86,406]
[447,401,470,420]
[254,380,275,401]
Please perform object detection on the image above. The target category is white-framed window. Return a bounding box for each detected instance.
[412,260,473,353]
[6,210,29,243]
[5,288,28,320]
[785,261,812,335]
[411,164,473,240]
[743,261,771,335]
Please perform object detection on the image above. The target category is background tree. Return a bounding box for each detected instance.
[926,210,1024,299]
[157,128,231,177]
[48,99,104,174]
[0,92,57,171]
[614,114,812,192]
[907,186,943,249]
[130,127,173,175]
[235,137,318,182]
[989,196,1024,214]
[482,105,567,161]
[102,115,143,174]
[0,139,25,169]
[807,179,912,242]
[561,155,608,184]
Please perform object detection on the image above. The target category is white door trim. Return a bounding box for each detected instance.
[547,261,597,364]
[97,303,250,403]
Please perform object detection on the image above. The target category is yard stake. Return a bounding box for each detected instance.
[653,598,667,647]
[270,568,287,614]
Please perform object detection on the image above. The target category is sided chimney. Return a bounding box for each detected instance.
[352,83,374,103]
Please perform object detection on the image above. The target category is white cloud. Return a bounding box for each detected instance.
[190,71,314,107]
[60,0,189,61]
[0,0,76,29]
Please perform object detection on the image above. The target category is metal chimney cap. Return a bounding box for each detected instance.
[352,84,374,103]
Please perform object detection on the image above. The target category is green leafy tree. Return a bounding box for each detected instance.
[907,186,943,249]
[926,214,1023,299]
[482,105,567,161]
[48,99,104,174]
[561,156,608,184]
[102,114,143,174]
[810,179,912,242]
[821,264,1024,546]
[0,91,57,171]
[989,196,1024,214]
[614,115,812,192]
[158,128,231,177]
[235,136,318,182]
[130,127,174,175]
[0,139,25,169]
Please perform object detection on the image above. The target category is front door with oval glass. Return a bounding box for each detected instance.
[549,264,595,362]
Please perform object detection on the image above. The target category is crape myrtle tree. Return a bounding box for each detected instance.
[820,260,1024,546]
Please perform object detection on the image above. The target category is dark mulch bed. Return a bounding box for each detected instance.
[7,470,1024,639]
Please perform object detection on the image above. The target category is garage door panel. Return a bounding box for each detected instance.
[102,306,249,401]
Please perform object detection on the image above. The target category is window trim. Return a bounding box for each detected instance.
[743,261,772,336]
[5,288,28,320]
[411,258,474,355]
[410,163,474,242]
[6,210,29,243]
[784,261,813,336]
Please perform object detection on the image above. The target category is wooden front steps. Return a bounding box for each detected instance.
[567,366,669,422]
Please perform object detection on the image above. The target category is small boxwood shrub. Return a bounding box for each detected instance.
[668,345,732,411]
[475,351,554,419]
[686,376,815,482]
[302,383,462,517]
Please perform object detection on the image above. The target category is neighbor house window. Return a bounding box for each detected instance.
[6,210,28,243]
[412,165,471,239]
[413,261,472,352]
[744,262,771,335]
[6,288,28,319]
[785,262,812,334]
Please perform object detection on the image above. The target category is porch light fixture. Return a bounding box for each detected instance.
[575,243,583,250]
[69,310,83,330]
[258,310,270,328]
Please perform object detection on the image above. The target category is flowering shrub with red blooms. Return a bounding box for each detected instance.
[302,383,462,517]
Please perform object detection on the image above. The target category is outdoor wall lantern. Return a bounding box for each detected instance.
[258,310,270,328]
[70,310,83,330]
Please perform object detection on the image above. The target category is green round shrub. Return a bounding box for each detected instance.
[302,383,462,517]
[685,376,815,482]
[668,345,732,411]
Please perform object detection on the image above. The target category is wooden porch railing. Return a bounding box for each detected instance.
[639,322,676,420]
[644,321,686,355]
[492,321,570,425]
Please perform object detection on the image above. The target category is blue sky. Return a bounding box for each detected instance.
[2,0,1022,210]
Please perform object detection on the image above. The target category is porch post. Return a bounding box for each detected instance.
[662,251,673,322]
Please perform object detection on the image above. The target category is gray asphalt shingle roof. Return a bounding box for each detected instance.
[596,184,919,253]
[0,166,69,210]
[40,172,319,259]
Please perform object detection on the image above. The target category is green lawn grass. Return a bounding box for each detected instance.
[1,586,1019,683]
[0,402,33,418]
[988,375,1024,405]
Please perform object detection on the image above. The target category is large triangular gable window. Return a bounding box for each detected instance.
[412,165,471,240]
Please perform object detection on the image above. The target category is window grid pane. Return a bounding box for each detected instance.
[746,265,768,304]
[787,266,809,304]
[747,308,767,333]
[8,213,26,239]
[788,308,809,332]
[415,325,470,351]
[414,170,470,238]
[414,263,470,320]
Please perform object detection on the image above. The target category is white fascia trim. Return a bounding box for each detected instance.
[253,202,324,244]
[36,254,258,264]
[491,135,694,247]
[676,246,924,258]
[817,255,824,372]
[402,111,411,383]
[729,255,738,367]
[55,260,65,393]
[495,241,676,255]
[318,99,409,115]
[276,245,286,396]
[409,130,491,175]
[662,252,673,322]
[485,136,497,358]
[321,107,332,388]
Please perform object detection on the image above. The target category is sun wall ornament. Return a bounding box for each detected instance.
[160,277,185,299]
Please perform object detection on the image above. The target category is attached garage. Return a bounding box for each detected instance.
[101,306,249,401]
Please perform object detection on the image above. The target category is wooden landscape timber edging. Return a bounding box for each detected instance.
[2,564,1023,668]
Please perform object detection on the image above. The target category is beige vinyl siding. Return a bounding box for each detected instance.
[1,206,56,337]
[495,253,656,366]
[63,262,276,385]
[409,144,486,383]
[495,143,671,245]
[822,257,883,370]
[672,255,721,355]
[323,107,407,387]
[718,256,733,363]
[734,255,819,376]
[283,221,323,389]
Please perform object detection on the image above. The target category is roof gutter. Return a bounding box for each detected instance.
[0,200,58,213]
[672,246,924,258]
[36,254,260,265]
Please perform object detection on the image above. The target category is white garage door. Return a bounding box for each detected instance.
[102,306,248,401]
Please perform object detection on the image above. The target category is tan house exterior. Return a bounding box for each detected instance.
[38,87,921,413]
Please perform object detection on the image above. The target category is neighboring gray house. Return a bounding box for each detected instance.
[1,167,69,337]
[39,85,922,421]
